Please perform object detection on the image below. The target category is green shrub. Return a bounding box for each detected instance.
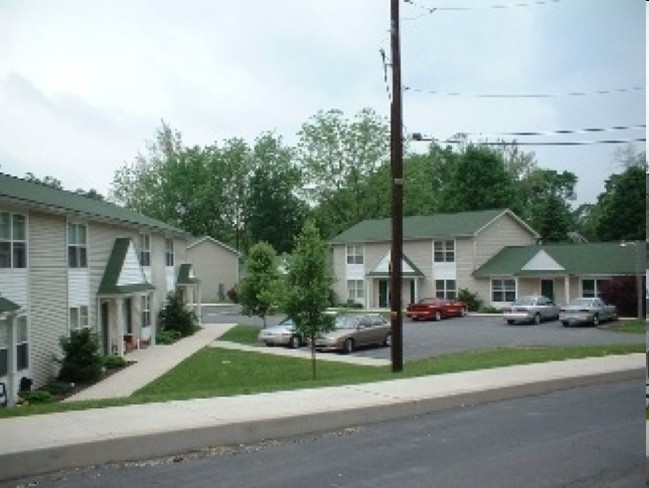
[157,329,182,345]
[479,305,502,314]
[158,292,199,338]
[227,285,238,303]
[19,389,54,404]
[458,288,483,312]
[102,355,127,369]
[57,328,103,384]
[44,381,74,396]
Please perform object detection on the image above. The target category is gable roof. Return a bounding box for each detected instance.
[188,236,240,256]
[0,173,186,236]
[366,252,425,278]
[473,242,641,277]
[98,238,155,295]
[330,209,537,244]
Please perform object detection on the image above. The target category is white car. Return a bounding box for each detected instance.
[257,318,304,349]
[503,295,560,325]
[559,297,618,327]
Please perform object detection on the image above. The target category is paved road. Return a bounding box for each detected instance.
[202,306,644,361]
[10,379,643,487]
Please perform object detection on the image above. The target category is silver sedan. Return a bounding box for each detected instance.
[503,295,560,325]
[559,297,618,327]
[257,318,304,349]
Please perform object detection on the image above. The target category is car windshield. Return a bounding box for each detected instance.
[277,318,295,327]
[335,315,360,329]
[567,298,593,307]
[513,297,537,306]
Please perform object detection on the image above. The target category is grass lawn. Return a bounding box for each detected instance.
[1,340,643,419]
[604,319,646,334]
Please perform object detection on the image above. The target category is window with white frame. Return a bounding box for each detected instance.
[435,279,457,299]
[434,240,455,263]
[16,316,28,370]
[346,245,363,264]
[69,306,89,332]
[0,318,7,376]
[347,280,364,301]
[67,222,87,268]
[582,279,609,298]
[492,278,516,302]
[141,295,151,327]
[139,234,151,266]
[0,212,27,268]
[165,238,174,267]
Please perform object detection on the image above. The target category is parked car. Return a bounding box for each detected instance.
[559,297,618,327]
[405,297,467,321]
[502,295,560,325]
[258,318,305,349]
[314,313,391,354]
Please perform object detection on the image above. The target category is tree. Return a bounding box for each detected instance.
[283,220,335,379]
[238,242,283,327]
[245,133,309,254]
[297,108,390,237]
[438,144,519,213]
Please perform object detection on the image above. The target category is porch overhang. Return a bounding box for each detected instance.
[366,252,424,278]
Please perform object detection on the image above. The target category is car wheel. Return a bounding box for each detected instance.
[533,313,541,325]
[561,321,570,327]
[507,319,515,325]
[288,335,300,349]
[592,314,600,326]
[383,333,391,347]
[434,311,442,321]
[342,338,354,354]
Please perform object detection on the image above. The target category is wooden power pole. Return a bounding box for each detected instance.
[390,0,404,373]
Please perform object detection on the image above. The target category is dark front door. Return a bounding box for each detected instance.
[101,302,109,355]
[124,298,133,334]
[378,280,389,308]
[541,279,555,302]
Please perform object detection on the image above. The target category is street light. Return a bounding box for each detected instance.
[620,240,646,320]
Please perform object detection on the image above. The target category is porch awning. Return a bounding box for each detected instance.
[0,296,21,314]
[98,238,155,295]
[177,263,201,285]
[366,252,424,278]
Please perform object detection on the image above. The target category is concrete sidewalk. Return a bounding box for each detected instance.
[0,353,643,482]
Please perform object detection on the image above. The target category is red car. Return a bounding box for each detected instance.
[406,297,467,321]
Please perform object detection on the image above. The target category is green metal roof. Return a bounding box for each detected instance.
[177,263,201,285]
[331,209,536,244]
[0,173,185,235]
[98,238,156,295]
[474,242,643,277]
[0,296,21,314]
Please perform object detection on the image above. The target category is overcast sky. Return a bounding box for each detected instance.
[0,0,645,205]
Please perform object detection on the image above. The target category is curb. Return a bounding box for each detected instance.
[0,365,643,482]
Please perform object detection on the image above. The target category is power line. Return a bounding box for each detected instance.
[404,85,645,98]
[463,124,645,138]
[403,0,560,18]
[411,134,647,146]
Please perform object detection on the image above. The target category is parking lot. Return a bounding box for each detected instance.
[202,306,644,362]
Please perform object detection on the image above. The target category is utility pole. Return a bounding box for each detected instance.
[390,0,404,373]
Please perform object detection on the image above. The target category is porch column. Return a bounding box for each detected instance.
[564,275,570,305]
[414,278,419,303]
[6,315,16,407]
[196,285,202,325]
[115,297,125,357]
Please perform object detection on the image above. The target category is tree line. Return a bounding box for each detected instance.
[110,108,647,253]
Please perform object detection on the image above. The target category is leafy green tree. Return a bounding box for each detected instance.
[245,133,309,253]
[239,242,283,327]
[593,165,646,241]
[158,292,199,338]
[438,144,519,213]
[283,220,335,379]
[297,108,389,237]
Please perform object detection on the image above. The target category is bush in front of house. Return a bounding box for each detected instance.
[19,389,54,404]
[57,328,103,384]
[44,380,74,396]
[157,329,182,345]
[458,288,483,312]
[478,305,502,314]
[158,292,199,338]
[102,355,127,369]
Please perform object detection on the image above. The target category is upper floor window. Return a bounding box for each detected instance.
[165,238,174,267]
[346,245,363,265]
[67,223,87,268]
[434,240,455,263]
[0,212,27,268]
[139,234,151,266]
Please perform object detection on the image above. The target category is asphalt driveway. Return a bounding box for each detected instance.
[202,306,643,362]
